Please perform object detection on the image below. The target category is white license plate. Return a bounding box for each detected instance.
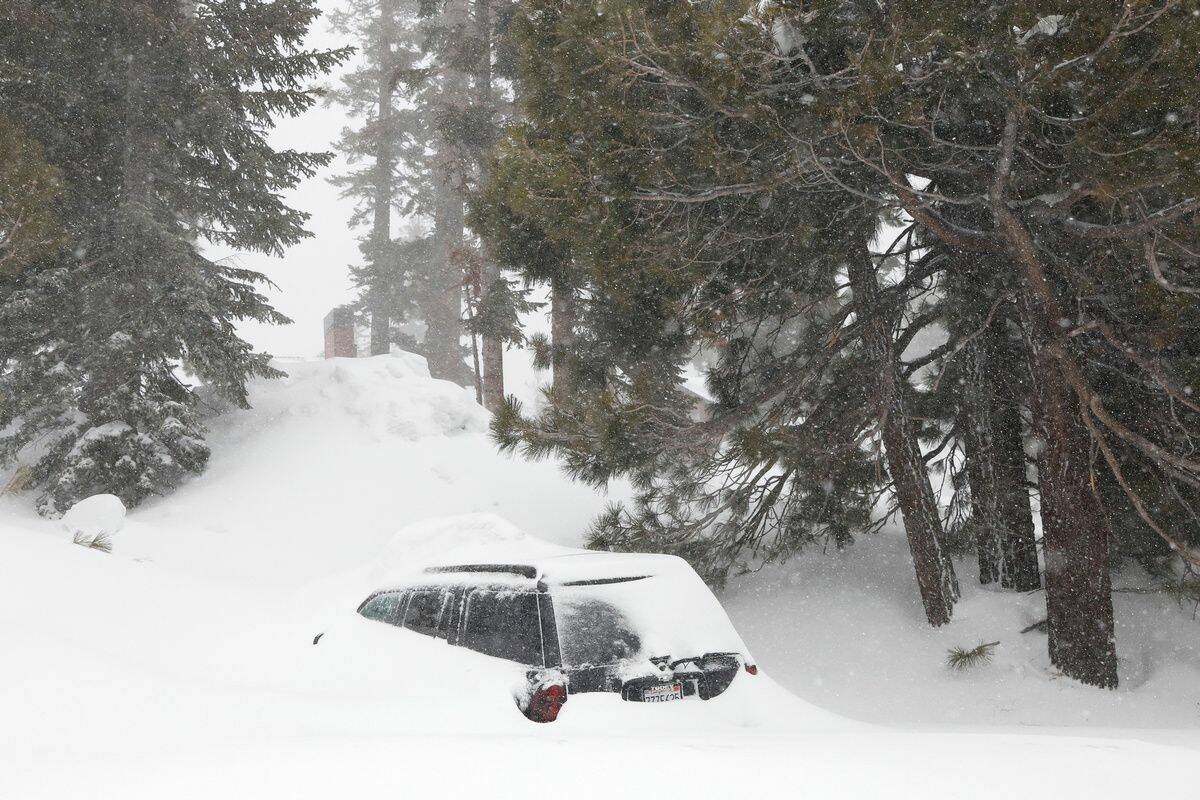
[643,683,684,703]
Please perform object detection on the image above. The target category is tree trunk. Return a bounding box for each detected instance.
[550,274,576,396]
[428,184,466,382]
[368,0,397,357]
[991,336,1041,591]
[425,0,471,385]
[849,253,958,626]
[961,321,1041,590]
[961,337,1002,585]
[1022,295,1118,687]
[989,110,1118,684]
[481,294,504,408]
[475,0,504,410]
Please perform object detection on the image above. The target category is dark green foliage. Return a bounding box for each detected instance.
[480,0,1200,686]
[0,116,64,274]
[481,1,892,582]
[0,1,348,512]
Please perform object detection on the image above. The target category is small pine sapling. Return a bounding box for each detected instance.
[945,641,1000,671]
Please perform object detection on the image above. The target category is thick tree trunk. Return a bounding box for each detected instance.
[368,0,397,357]
[1025,321,1118,687]
[849,254,958,626]
[550,275,577,396]
[988,110,1118,684]
[481,292,504,409]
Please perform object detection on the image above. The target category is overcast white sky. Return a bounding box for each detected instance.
[218,2,360,359]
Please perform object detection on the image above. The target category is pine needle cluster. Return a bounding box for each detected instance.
[945,641,1000,671]
[72,531,112,554]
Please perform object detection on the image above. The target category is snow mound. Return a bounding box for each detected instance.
[60,494,126,541]
[229,353,489,444]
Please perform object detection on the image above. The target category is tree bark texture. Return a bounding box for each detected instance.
[425,0,471,385]
[475,0,504,410]
[849,254,959,627]
[960,321,1041,591]
[368,0,397,357]
[550,275,577,396]
[1021,291,1118,688]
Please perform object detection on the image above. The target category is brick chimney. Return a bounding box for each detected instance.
[323,307,357,359]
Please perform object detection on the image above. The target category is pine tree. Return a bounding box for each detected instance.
[482,0,1200,691]
[772,0,1200,686]
[483,0,902,587]
[0,1,348,512]
[0,116,64,275]
[328,0,431,357]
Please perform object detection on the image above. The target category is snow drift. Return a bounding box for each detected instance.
[0,351,1196,799]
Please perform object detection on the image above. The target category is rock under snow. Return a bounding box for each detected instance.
[60,493,126,540]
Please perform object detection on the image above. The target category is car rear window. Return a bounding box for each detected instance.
[461,590,543,665]
[553,595,641,668]
[548,568,749,667]
[402,589,446,637]
[359,591,403,625]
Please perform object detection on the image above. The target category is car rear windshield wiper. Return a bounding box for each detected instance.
[555,575,651,587]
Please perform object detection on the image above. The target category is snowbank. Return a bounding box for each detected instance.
[0,349,1196,799]
[229,352,489,444]
[95,353,628,588]
[723,531,1200,734]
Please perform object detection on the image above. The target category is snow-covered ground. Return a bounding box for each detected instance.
[2,351,1197,799]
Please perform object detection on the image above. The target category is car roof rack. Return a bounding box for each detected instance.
[423,563,539,580]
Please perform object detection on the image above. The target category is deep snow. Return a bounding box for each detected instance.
[2,351,1198,799]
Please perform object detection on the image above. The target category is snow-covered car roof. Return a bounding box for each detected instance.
[365,515,754,663]
[369,549,753,664]
[403,551,696,586]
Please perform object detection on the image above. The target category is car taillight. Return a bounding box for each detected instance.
[526,683,567,723]
[745,663,758,676]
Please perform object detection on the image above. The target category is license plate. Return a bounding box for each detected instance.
[642,682,684,703]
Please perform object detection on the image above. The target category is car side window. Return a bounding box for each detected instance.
[359,591,403,625]
[461,590,543,665]
[402,588,446,638]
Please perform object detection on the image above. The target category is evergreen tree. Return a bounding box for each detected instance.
[0,0,348,512]
[481,0,1200,689]
[483,0,901,588]
[0,116,64,275]
[759,0,1200,686]
[327,0,431,357]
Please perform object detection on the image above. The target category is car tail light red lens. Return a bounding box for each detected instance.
[527,683,567,723]
[745,663,758,676]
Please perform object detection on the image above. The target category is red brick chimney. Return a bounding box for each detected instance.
[323,308,357,359]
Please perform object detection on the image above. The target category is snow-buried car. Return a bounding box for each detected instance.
[333,552,757,722]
